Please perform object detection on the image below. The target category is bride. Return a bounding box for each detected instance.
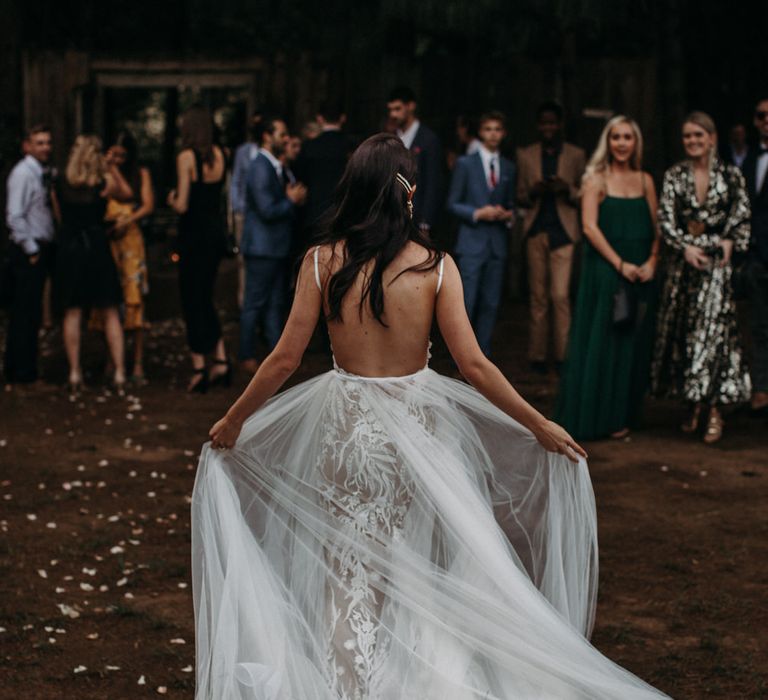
[194,133,669,699]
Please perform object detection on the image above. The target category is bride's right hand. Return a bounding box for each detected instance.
[209,414,243,450]
[532,420,588,463]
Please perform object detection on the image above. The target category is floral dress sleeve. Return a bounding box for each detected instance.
[658,165,690,252]
[722,165,751,253]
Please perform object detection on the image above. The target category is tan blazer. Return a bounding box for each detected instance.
[516,142,587,242]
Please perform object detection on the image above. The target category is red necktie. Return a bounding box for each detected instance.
[489,159,498,188]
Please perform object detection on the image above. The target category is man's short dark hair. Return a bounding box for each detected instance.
[253,115,283,145]
[388,86,417,104]
[318,102,344,123]
[536,102,564,122]
[25,124,51,140]
[479,111,507,129]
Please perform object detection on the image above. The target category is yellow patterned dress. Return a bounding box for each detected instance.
[90,199,148,330]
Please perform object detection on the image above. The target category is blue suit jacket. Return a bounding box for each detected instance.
[241,153,296,259]
[447,152,516,258]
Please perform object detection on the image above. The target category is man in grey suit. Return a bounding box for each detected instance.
[239,116,307,373]
[447,111,516,356]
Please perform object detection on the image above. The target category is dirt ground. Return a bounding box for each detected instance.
[0,256,766,699]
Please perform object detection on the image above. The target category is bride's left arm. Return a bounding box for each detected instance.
[209,250,322,448]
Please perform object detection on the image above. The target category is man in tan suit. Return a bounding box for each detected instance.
[516,102,586,374]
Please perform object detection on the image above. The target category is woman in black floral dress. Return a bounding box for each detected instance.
[652,111,751,443]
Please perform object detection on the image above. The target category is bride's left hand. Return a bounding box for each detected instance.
[209,415,243,450]
[533,420,588,463]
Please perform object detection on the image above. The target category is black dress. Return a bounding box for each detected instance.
[177,149,226,355]
[55,180,122,313]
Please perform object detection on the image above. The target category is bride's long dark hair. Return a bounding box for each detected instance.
[316,133,441,324]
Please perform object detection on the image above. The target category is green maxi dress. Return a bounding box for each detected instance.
[555,195,657,440]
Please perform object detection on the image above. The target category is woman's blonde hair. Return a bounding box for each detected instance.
[65,134,106,188]
[583,115,644,184]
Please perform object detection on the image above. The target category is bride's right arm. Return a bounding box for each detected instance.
[209,250,322,448]
[435,255,586,462]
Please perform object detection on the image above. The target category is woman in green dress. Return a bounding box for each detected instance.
[555,116,660,440]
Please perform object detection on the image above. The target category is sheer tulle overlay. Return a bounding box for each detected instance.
[192,364,669,699]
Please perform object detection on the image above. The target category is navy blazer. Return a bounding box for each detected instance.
[241,153,296,259]
[447,152,516,258]
[410,124,443,230]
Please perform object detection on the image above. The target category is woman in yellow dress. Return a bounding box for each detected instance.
[99,130,154,382]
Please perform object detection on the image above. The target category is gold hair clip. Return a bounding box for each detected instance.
[395,173,416,219]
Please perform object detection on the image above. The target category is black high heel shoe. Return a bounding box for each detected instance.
[208,358,232,388]
[188,367,209,394]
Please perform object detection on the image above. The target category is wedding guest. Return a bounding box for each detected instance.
[447,111,516,356]
[285,135,302,168]
[230,110,263,307]
[517,102,586,374]
[555,117,659,440]
[447,115,481,170]
[652,111,751,443]
[293,103,351,240]
[742,98,768,413]
[301,120,322,141]
[55,135,132,395]
[239,116,307,374]
[91,130,154,383]
[3,125,55,388]
[168,105,231,393]
[456,114,482,156]
[723,123,749,169]
[387,86,442,232]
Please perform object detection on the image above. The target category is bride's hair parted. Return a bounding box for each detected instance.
[583,115,644,187]
[316,133,441,325]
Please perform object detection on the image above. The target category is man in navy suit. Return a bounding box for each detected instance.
[447,111,516,356]
[387,86,442,232]
[239,116,307,373]
[742,97,768,412]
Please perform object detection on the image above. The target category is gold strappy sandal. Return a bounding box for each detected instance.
[703,408,724,444]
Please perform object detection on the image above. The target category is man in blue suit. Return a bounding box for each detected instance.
[239,116,307,373]
[447,111,516,356]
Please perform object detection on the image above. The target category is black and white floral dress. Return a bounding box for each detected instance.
[652,157,751,405]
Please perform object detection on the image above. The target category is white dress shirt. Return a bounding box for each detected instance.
[757,141,768,193]
[397,120,421,150]
[478,144,500,190]
[5,155,54,255]
[259,147,284,181]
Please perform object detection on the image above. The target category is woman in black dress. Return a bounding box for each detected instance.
[168,105,230,392]
[56,135,133,394]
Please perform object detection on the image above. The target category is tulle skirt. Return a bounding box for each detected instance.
[192,366,669,699]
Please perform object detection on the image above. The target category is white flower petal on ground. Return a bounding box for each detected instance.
[98,459,109,467]
[181,665,193,672]
[169,638,185,644]
[110,546,125,554]
[157,687,167,695]
[26,514,37,521]
[137,675,146,685]
[37,569,48,579]
[56,603,80,618]
[80,583,94,592]
[73,665,87,674]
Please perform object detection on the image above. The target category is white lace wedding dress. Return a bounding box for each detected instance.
[192,257,669,699]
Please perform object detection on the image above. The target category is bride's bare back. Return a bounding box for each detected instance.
[210,238,585,463]
[318,242,440,377]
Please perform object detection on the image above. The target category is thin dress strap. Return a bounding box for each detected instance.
[313,246,322,291]
[436,255,445,295]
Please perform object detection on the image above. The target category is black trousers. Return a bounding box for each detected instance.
[178,248,222,355]
[3,242,52,383]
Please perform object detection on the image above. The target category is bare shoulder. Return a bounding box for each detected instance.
[176,149,194,168]
[581,173,604,195]
[642,171,656,192]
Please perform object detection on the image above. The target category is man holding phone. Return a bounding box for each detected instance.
[517,102,586,374]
